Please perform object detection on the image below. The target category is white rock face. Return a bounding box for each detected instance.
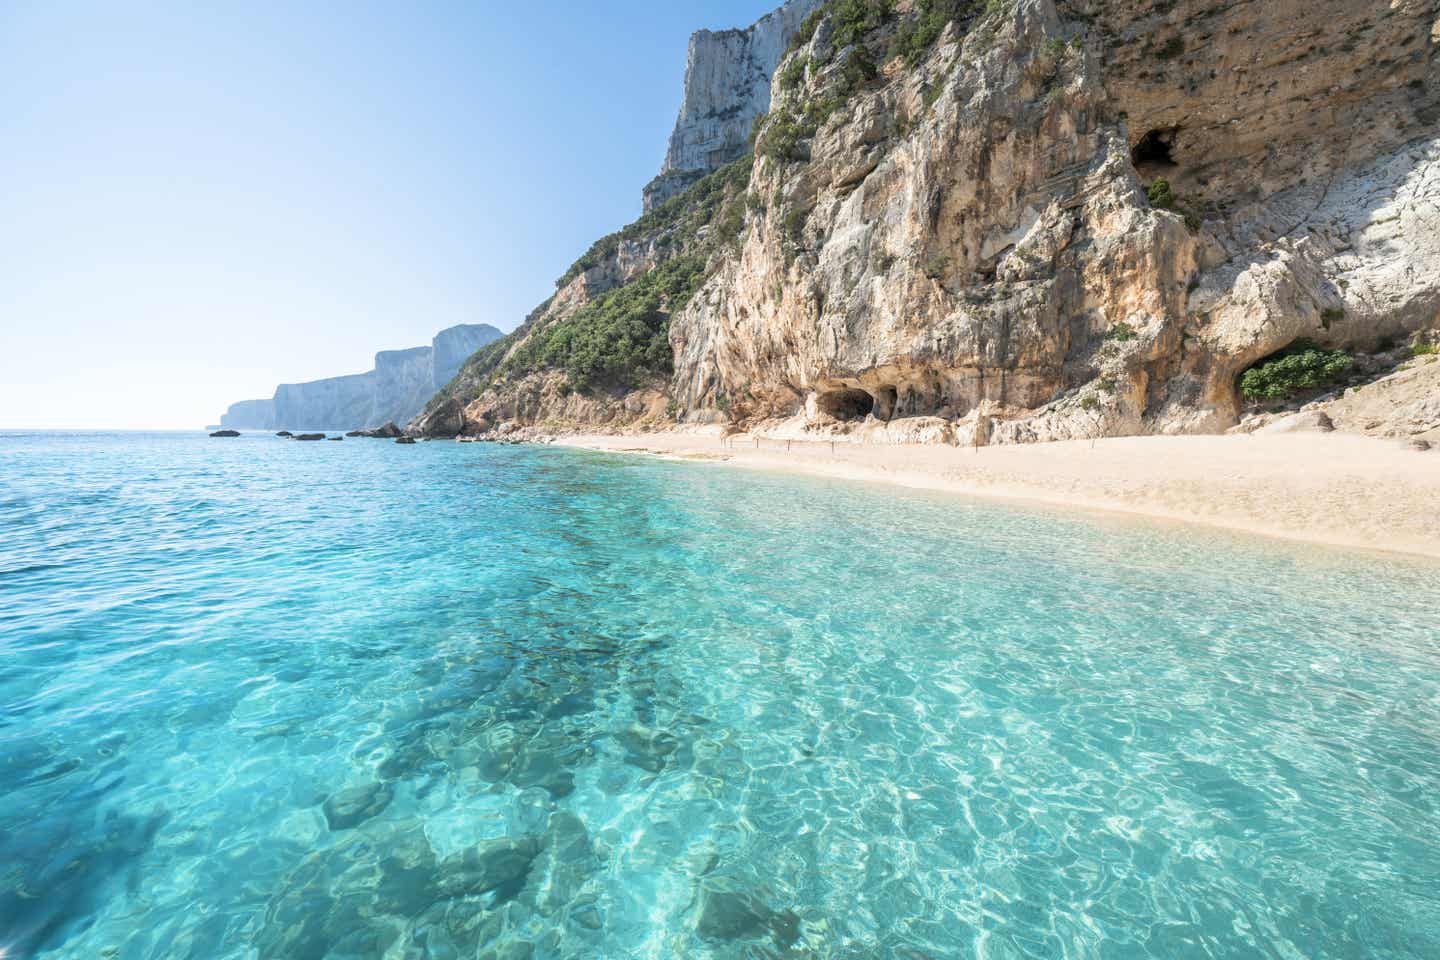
[221,323,502,430]
[667,0,1440,444]
[423,0,1440,447]
[643,0,823,211]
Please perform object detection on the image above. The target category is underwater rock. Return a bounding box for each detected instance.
[619,724,681,772]
[695,882,800,946]
[437,836,543,901]
[322,781,394,830]
[532,810,596,917]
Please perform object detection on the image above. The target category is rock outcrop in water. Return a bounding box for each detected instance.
[220,323,502,430]
[412,0,1440,445]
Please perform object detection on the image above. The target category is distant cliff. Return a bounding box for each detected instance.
[221,323,502,430]
[643,0,824,211]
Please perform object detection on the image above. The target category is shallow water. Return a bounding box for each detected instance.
[2,430,1439,959]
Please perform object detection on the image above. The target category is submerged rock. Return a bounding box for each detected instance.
[695,882,800,946]
[327,436,344,441]
[437,836,543,900]
[322,781,393,830]
[619,724,681,772]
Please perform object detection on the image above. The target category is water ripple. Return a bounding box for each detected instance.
[0,431,1438,958]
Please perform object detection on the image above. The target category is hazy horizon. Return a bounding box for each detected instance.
[0,0,784,430]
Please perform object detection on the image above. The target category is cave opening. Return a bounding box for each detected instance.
[1131,128,1179,170]
[817,388,875,422]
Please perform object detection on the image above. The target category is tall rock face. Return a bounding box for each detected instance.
[669,0,1440,443]
[221,323,502,430]
[415,0,1440,445]
[642,0,825,211]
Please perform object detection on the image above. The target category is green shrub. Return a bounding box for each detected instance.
[892,0,969,65]
[778,56,808,91]
[1106,321,1138,342]
[1147,178,1176,210]
[922,254,952,278]
[840,48,878,90]
[1320,307,1343,330]
[749,112,767,146]
[1239,341,1353,401]
[1156,36,1184,60]
[788,7,826,54]
[507,256,707,392]
[759,113,815,162]
[831,0,893,49]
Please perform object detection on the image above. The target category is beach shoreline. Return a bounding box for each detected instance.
[554,430,1440,561]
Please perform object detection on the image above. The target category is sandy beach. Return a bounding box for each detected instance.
[558,430,1440,560]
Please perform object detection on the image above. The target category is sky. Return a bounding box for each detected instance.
[0,0,785,429]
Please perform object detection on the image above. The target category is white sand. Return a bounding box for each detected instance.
[557,430,1440,560]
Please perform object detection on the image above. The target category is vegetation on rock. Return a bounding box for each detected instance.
[1239,341,1353,401]
[437,155,753,404]
[1146,178,1176,210]
[502,256,707,391]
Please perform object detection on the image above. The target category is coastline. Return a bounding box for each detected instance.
[555,430,1440,561]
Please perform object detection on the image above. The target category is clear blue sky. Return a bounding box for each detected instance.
[0,0,783,429]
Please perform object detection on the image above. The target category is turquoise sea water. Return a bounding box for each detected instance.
[2,431,1439,959]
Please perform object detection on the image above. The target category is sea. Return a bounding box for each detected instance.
[2,430,1438,958]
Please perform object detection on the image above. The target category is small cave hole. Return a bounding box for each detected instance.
[817,388,875,422]
[1130,128,1179,170]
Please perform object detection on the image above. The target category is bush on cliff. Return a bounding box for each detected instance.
[505,256,707,392]
[1239,341,1353,401]
[555,156,752,288]
[1147,178,1176,210]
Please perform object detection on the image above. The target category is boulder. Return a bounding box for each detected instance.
[209,430,240,438]
[395,437,418,445]
[322,781,393,830]
[276,431,293,437]
[328,436,344,441]
[294,433,326,441]
[1257,411,1335,434]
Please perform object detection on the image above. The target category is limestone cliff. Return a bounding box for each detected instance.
[644,0,825,211]
[221,323,502,430]
[415,0,1440,447]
